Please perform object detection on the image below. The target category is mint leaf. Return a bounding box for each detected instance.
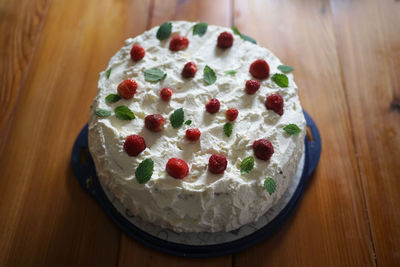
[241,34,257,44]
[170,108,184,129]
[106,94,121,104]
[193,22,208,37]
[203,65,216,85]
[277,65,294,73]
[224,70,237,76]
[156,22,172,41]
[144,68,167,82]
[223,122,233,137]
[240,156,254,174]
[283,124,301,135]
[232,26,241,36]
[272,73,289,88]
[184,120,192,125]
[114,105,135,120]
[135,159,154,184]
[231,26,257,44]
[95,108,111,118]
[264,177,277,195]
[106,68,112,79]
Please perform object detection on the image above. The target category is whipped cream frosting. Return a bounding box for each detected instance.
[88,21,306,232]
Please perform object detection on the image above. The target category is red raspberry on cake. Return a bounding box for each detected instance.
[130,45,145,61]
[265,94,284,115]
[205,98,220,114]
[208,154,227,174]
[160,87,173,101]
[181,62,197,78]
[217,32,234,49]
[185,128,201,142]
[250,59,270,79]
[124,134,146,156]
[169,35,189,51]
[145,114,165,132]
[226,108,239,121]
[117,79,138,99]
[166,158,189,179]
[253,139,274,161]
[245,80,260,95]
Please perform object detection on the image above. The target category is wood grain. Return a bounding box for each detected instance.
[117,0,233,266]
[0,0,150,266]
[1,0,400,266]
[0,0,50,153]
[330,0,400,265]
[232,0,375,265]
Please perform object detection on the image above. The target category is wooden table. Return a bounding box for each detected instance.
[1,0,399,266]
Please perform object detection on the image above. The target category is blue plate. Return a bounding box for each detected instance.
[71,110,321,258]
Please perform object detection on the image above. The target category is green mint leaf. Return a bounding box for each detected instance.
[277,65,294,73]
[203,65,216,85]
[272,73,289,88]
[283,124,301,135]
[223,122,233,137]
[156,22,172,41]
[264,177,277,195]
[106,68,112,79]
[170,108,184,129]
[144,68,167,82]
[240,156,254,175]
[105,94,121,104]
[184,120,192,125]
[193,22,208,37]
[231,26,241,36]
[231,26,257,44]
[114,105,135,120]
[241,34,257,44]
[135,159,154,184]
[95,108,111,118]
[224,70,237,76]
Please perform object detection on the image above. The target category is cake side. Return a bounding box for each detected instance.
[88,21,306,232]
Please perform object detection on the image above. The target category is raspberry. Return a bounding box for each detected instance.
[265,94,284,115]
[205,98,220,114]
[123,135,146,156]
[250,59,270,79]
[217,32,234,49]
[130,45,145,61]
[208,154,227,174]
[166,158,189,179]
[117,79,138,99]
[245,80,260,95]
[169,35,189,51]
[253,139,274,161]
[181,62,197,78]
[160,87,173,101]
[225,108,239,121]
[145,114,165,132]
[185,128,201,141]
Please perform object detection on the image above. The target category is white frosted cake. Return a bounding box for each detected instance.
[89,21,306,232]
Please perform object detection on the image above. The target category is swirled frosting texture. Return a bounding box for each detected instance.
[88,21,306,232]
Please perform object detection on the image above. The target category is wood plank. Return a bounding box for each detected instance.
[232,0,375,265]
[149,0,231,27]
[118,240,231,267]
[330,0,400,265]
[0,0,50,153]
[117,0,233,266]
[0,0,151,266]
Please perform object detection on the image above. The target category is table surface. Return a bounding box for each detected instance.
[1,0,399,266]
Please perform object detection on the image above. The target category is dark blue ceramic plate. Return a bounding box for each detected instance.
[71,111,321,258]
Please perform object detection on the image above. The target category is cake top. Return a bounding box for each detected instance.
[90,21,304,193]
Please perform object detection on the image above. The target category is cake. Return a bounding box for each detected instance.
[88,21,306,232]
